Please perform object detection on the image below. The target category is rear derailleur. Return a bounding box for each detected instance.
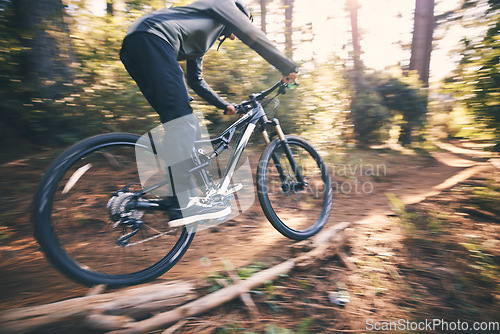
[107,186,146,247]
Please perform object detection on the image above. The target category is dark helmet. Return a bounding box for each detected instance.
[235,0,253,22]
[217,0,253,50]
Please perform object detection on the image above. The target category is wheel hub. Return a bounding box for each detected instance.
[281,179,307,194]
[281,182,291,193]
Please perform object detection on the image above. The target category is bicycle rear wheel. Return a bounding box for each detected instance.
[257,135,332,240]
[33,133,194,287]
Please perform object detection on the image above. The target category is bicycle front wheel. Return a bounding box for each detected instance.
[33,133,194,287]
[257,135,332,240]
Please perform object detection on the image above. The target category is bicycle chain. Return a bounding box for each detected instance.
[123,225,181,247]
[124,230,175,247]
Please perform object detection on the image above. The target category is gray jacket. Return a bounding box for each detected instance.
[125,0,298,109]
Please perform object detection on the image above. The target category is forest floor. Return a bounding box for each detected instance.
[0,139,499,333]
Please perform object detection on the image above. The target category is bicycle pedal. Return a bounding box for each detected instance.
[226,183,243,195]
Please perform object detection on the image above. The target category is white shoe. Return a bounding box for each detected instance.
[168,198,231,227]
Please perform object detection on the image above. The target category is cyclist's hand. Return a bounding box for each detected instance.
[282,72,298,84]
[226,104,236,116]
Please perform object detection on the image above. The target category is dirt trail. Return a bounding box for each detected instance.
[0,140,496,313]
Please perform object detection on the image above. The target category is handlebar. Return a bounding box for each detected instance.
[231,80,298,115]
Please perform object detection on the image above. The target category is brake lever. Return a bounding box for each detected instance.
[235,101,252,115]
[288,81,299,90]
[278,83,287,95]
[278,81,299,95]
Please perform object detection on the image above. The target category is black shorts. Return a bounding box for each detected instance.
[120,32,193,123]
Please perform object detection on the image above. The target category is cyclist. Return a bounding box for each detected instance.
[120,0,299,225]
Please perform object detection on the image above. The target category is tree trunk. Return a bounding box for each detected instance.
[347,0,362,75]
[347,0,367,147]
[260,0,267,33]
[12,0,75,99]
[284,0,294,58]
[107,0,114,16]
[399,120,414,145]
[409,0,435,86]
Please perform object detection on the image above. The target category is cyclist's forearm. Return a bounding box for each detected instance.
[186,58,229,110]
[188,79,229,110]
[210,0,299,75]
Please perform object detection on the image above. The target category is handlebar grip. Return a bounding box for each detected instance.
[235,102,251,114]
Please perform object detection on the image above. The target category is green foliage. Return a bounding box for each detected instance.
[347,70,389,147]
[386,192,415,235]
[465,181,500,215]
[464,17,500,150]
[0,0,356,152]
[236,262,269,279]
[0,226,8,240]
[205,261,270,293]
[296,318,314,334]
[0,0,26,146]
[460,240,500,282]
[265,324,294,334]
[0,0,160,148]
[0,0,425,152]
[441,0,500,150]
[198,47,352,152]
[264,319,314,334]
[347,70,427,147]
[351,88,390,146]
[291,62,351,151]
[386,192,445,236]
[377,75,428,145]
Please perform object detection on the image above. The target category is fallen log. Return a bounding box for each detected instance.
[221,269,260,319]
[109,260,297,334]
[0,281,196,333]
[293,222,351,269]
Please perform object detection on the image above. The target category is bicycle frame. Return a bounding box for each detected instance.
[205,102,267,195]
[132,81,305,209]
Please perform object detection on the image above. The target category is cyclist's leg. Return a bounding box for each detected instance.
[162,115,231,226]
[162,114,201,207]
[120,32,198,205]
[120,33,228,223]
[119,32,192,123]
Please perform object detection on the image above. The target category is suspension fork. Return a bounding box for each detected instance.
[261,119,306,186]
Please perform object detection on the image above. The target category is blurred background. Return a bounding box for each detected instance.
[0,1,499,332]
[0,0,498,157]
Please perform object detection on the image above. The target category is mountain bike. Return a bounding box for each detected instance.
[33,80,333,287]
